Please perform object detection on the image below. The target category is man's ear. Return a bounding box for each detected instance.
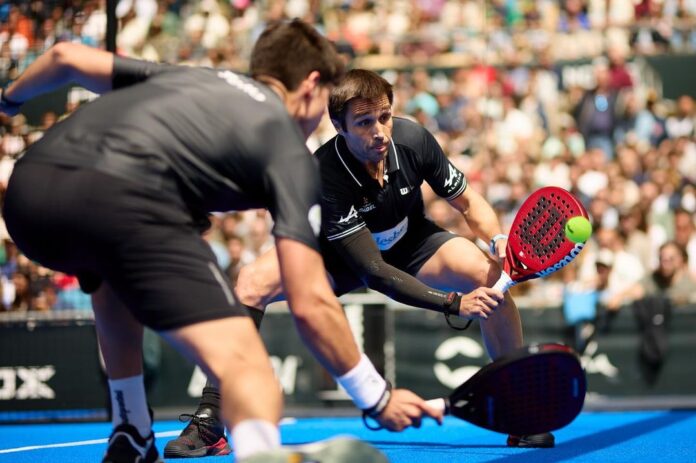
[301,70,321,97]
[330,118,343,134]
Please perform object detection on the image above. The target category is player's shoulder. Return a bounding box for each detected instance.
[392,116,430,147]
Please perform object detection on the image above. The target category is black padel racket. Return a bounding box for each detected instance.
[494,187,589,292]
[426,343,586,435]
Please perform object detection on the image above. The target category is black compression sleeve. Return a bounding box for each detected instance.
[332,228,460,314]
[112,56,173,89]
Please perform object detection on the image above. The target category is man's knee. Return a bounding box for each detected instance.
[473,256,502,288]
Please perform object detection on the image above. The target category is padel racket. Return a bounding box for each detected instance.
[494,187,589,293]
[425,343,586,435]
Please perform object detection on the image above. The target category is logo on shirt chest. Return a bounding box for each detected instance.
[338,205,358,224]
[358,196,376,213]
[372,217,409,251]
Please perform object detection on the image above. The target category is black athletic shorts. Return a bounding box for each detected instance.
[3,161,247,330]
[320,219,456,296]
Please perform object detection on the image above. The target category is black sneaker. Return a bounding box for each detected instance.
[239,436,388,463]
[102,423,162,463]
[163,407,231,458]
[507,432,555,448]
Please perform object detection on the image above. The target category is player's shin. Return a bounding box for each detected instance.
[164,306,266,458]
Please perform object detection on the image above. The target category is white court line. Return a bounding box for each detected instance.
[0,431,179,455]
[0,419,297,454]
[0,438,108,455]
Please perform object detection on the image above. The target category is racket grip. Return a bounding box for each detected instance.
[425,398,449,414]
[493,271,514,293]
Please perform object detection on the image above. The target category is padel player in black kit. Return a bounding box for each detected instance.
[168,69,552,456]
[0,23,441,463]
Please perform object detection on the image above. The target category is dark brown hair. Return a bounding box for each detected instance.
[250,19,344,92]
[328,69,393,130]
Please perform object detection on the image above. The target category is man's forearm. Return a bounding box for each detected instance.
[334,229,459,313]
[452,189,503,244]
[291,297,361,376]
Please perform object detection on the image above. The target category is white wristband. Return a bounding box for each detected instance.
[336,354,387,410]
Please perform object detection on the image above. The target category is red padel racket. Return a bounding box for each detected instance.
[494,186,589,293]
[426,343,586,435]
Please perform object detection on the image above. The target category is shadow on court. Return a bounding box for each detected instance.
[489,411,693,463]
[362,411,694,463]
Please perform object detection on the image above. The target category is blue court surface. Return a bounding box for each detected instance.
[1,411,695,462]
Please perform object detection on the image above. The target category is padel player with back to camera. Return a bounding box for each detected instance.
[1,23,444,463]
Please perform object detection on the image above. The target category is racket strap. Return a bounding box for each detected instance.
[443,292,472,331]
[361,381,393,430]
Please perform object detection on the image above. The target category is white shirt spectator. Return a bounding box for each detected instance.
[184,1,231,50]
[666,116,694,139]
[8,33,29,60]
[82,8,108,44]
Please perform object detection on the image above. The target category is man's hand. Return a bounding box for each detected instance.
[373,389,443,431]
[457,287,504,320]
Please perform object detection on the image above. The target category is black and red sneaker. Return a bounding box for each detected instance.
[163,407,231,458]
[507,432,555,448]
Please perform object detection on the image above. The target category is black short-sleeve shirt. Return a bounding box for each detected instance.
[22,57,321,250]
[316,117,467,249]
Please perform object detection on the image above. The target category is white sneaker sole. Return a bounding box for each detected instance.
[240,436,388,463]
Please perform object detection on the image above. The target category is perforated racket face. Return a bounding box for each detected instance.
[506,187,588,280]
[449,343,586,435]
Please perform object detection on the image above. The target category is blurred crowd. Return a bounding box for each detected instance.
[0,0,694,315]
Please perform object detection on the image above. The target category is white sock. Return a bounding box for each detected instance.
[232,419,281,460]
[108,375,151,439]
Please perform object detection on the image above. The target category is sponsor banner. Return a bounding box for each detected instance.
[3,303,695,417]
[0,323,107,412]
[148,311,328,408]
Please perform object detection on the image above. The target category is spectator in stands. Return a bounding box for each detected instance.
[578,228,645,307]
[607,46,633,91]
[609,241,696,308]
[9,268,32,311]
[572,60,619,160]
[1,114,27,158]
[618,205,653,272]
[225,233,251,285]
[559,0,591,32]
[26,110,57,144]
[666,94,695,139]
[247,214,274,259]
[642,91,669,146]
[673,207,696,276]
